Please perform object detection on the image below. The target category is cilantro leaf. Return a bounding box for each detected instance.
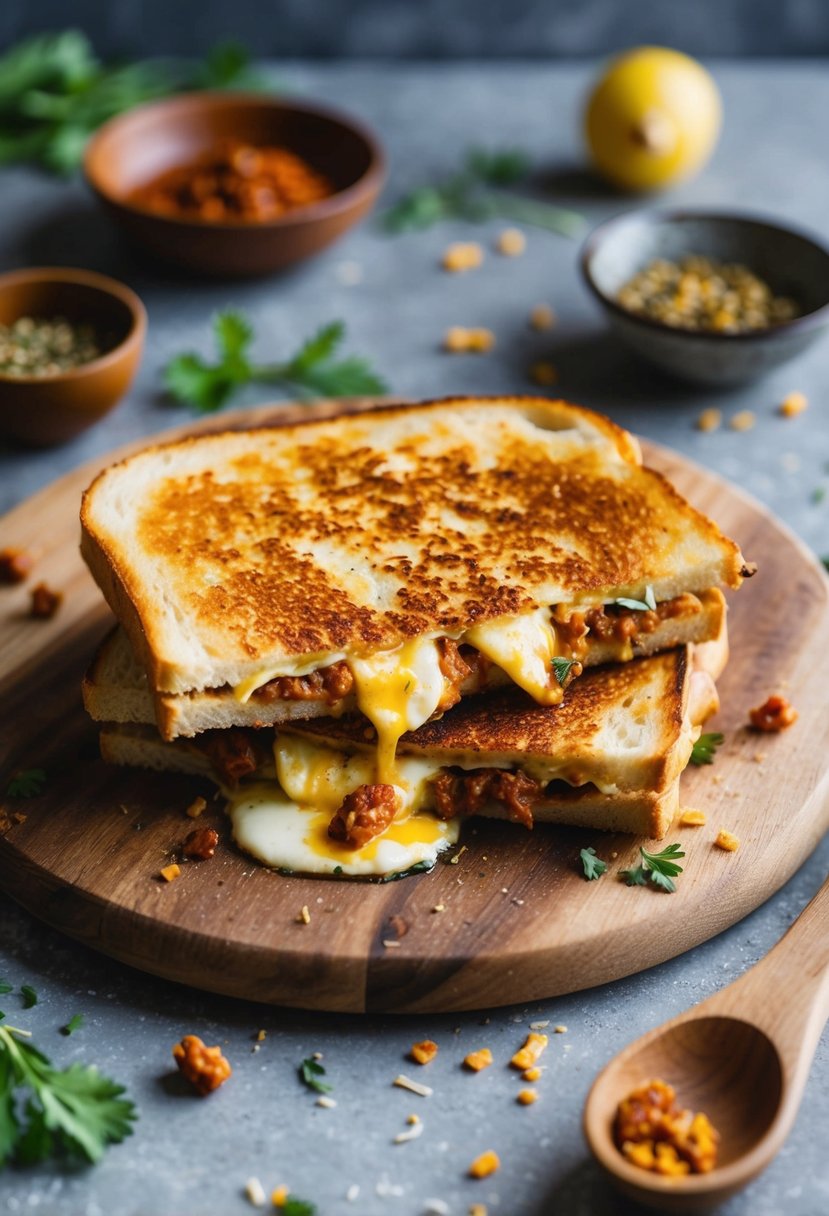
[214,310,254,361]
[552,656,578,688]
[283,1198,316,1216]
[298,1058,332,1095]
[690,732,724,766]
[20,986,37,1010]
[0,982,12,996]
[287,321,345,373]
[621,843,685,893]
[0,1052,19,1168]
[5,769,46,798]
[579,846,607,881]
[613,586,657,612]
[465,146,531,185]
[61,1015,85,1037]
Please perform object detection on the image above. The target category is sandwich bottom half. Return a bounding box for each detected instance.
[93,623,728,879]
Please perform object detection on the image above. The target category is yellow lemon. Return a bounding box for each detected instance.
[585,47,722,192]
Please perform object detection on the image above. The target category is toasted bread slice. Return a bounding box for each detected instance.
[81,397,748,697]
[84,590,725,739]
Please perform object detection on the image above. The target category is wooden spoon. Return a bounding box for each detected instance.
[583,873,829,1211]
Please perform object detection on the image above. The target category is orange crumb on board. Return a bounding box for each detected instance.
[779,391,808,417]
[679,809,707,827]
[463,1048,493,1072]
[159,863,181,882]
[695,408,721,433]
[496,228,526,256]
[296,905,311,924]
[510,1032,548,1070]
[186,796,207,818]
[442,326,495,353]
[522,1065,542,1081]
[442,242,484,272]
[729,410,755,432]
[714,830,740,852]
[469,1150,500,1179]
[271,1184,289,1206]
[517,1088,538,1105]
[410,1039,438,1065]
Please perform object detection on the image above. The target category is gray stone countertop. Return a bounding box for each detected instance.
[0,60,827,1216]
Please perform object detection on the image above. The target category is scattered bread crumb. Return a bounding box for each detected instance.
[469,1150,500,1179]
[186,796,207,819]
[779,391,808,417]
[407,1113,421,1125]
[529,303,556,330]
[410,1040,438,1066]
[679,809,707,827]
[159,863,181,883]
[442,326,495,353]
[382,939,401,949]
[450,845,468,865]
[256,1029,267,1042]
[522,1066,542,1081]
[431,903,446,914]
[345,1184,360,1202]
[517,1088,538,1105]
[393,1073,433,1097]
[496,228,526,256]
[553,1025,567,1034]
[443,242,484,272]
[271,1184,289,1206]
[695,408,722,433]
[469,1206,488,1216]
[393,1118,425,1144]
[463,1048,493,1072]
[244,1177,266,1207]
[530,360,558,386]
[296,905,311,925]
[729,410,756,432]
[529,1019,549,1031]
[715,830,740,852]
[511,1032,548,1069]
[317,1095,337,1109]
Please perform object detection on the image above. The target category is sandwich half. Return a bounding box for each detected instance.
[81,398,750,790]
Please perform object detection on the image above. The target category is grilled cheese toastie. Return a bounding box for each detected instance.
[81,398,749,798]
[95,631,725,877]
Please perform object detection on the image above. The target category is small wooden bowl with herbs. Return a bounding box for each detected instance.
[582,211,829,385]
[0,268,146,447]
[84,93,386,277]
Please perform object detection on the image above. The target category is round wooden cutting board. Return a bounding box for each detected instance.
[1,399,828,1013]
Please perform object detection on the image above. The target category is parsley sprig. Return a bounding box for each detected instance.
[552,656,579,687]
[5,769,46,799]
[298,1057,332,1095]
[382,146,584,237]
[0,1021,136,1166]
[579,847,608,881]
[282,1198,316,1216]
[0,32,262,175]
[613,586,657,612]
[164,313,388,413]
[690,732,724,766]
[621,843,685,893]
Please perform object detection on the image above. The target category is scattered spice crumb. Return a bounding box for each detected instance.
[29,582,62,619]
[449,845,468,865]
[779,391,808,418]
[442,241,484,272]
[729,410,755,432]
[695,408,721,433]
[553,1024,567,1034]
[749,694,798,732]
[469,1205,488,1216]
[522,1065,542,1082]
[345,1184,360,1202]
[256,1029,267,1042]
[0,546,34,584]
[463,1048,493,1072]
[517,1088,538,1105]
[393,1073,433,1097]
[183,826,219,860]
[529,303,556,331]
[186,796,207,819]
[393,1118,425,1143]
[382,939,401,949]
[442,326,495,353]
[469,1150,500,1179]
[511,1032,548,1069]
[173,1034,232,1095]
[496,227,526,256]
[317,1095,337,1108]
[410,1040,439,1066]
[511,897,525,907]
[529,1020,549,1031]
[296,905,311,925]
[679,809,707,827]
[753,751,767,763]
[615,1078,719,1175]
[530,360,558,386]
[244,1177,267,1207]
[431,903,446,914]
[159,863,181,883]
[271,1184,289,1207]
[714,830,740,852]
[407,1113,420,1125]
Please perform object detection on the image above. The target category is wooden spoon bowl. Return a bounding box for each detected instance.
[584,875,829,1211]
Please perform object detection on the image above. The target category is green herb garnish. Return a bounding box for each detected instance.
[621,843,685,893]
[0,32,263,175]
[61,1015,85,1037]
[613,586,657,613]
[299,1058,332,1095]
[579,846,607,881]
[5,769,46,799]
[0,984,11,996]
[552,656,578,687]
[283,1198,316,1216]
[690,732,724,766]
[381,859,433,882]
[164,313,388,413]
[0,1020,136,1166]
[19,987,37,1010]
[382,146,584,237]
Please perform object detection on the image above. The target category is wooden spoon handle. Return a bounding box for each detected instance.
[707,872,829,1075]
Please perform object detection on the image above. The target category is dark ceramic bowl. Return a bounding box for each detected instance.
[0,268,146,447]
[84,92,386,277]
[581,211,829,385]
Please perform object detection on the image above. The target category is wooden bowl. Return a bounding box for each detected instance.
[0,268,146,448]
[84,92,386,277]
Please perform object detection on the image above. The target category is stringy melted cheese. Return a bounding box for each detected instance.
[465,607,564,705]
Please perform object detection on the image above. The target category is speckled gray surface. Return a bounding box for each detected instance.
[1,62,828,1216]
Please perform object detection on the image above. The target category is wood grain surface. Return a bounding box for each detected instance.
[1,399,828,1014]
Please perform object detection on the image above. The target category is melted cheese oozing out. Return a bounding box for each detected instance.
[465,606,564,705]
[348,638,446,785]
[234,651,346,703]
[227,782,459,877]
[275,735,440,816]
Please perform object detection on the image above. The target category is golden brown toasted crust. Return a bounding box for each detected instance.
[80,397,747,693]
